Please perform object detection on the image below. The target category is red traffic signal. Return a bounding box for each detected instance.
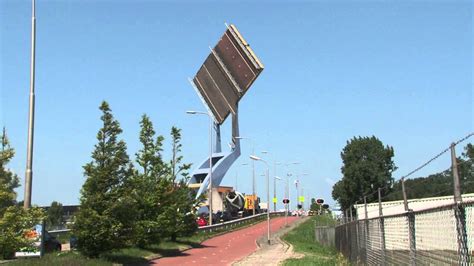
[282,199,290,204]
[316,198,324,204]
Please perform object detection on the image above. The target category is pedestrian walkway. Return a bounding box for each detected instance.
[152,216,299,265]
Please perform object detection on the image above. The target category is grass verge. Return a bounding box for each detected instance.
[282,215,349,266]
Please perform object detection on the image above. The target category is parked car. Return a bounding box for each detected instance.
[43,231,61,252]
[196,215,208,227]
[202,213,219,224]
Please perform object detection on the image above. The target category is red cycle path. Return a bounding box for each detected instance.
[152,216,299,265]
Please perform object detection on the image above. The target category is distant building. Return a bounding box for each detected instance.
[42,205,79,223]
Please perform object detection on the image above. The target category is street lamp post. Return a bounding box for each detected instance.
[261,151,281,212]
[187,110,214,225]
[295,173,308,216]
[284,162,300,226]
[250,155,271,245]
[274,176,283,211]
[263,173,283,213]
[24,0,37,209]
[236,137,256,216]
[301,187,304,210]
[286,173,290,225]
[235,163,249,191]
[295,179,299,215]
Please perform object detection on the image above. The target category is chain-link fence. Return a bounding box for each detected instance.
[336,201,473,265]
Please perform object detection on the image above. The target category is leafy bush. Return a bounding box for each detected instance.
[0,206,44,259]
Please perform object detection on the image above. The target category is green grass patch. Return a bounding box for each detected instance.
[282,215,349,266]
[8,252,110,266]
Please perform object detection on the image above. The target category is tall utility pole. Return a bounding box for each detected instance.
[24,0,37,209]
[186,111,214,225]
[295,179,299,215]
[300,186,304,210]
[285,173,290,226]
[274,162,277,211]
[252,146,256,216]
[272,161,281,211]
[451,143,462,203]
[208,121,214,225]
[250,155,271,244]
[236,137,256,215]
[261,151,280,212]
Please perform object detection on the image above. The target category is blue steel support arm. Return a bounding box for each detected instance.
[191,105,241,200]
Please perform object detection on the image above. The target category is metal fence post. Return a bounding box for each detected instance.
[364,196,369,264]
[451,143,462,203]
[402,179,416,265]
[345,209,350,258]
[349,206,353,222]
[378,188,386,265]
[352,204,360,263]
[407,211,416,265]
[451,143,469,265]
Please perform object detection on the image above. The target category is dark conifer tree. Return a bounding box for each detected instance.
[74,101,134,257]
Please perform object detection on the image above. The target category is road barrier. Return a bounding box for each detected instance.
[49,212,286,236]
[197,211,285,233]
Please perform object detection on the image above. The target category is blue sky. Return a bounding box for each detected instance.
[1,0,472,209]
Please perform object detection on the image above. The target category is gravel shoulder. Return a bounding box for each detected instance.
[232,216,309,266]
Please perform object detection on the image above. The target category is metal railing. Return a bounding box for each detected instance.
[336,201,473,265]
[49,212,285,236]
[197,211,285,233]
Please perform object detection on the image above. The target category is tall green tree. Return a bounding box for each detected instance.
[74,101,135,257]
[158,127,197,241]
[310,198,319,212]
[136,115,166,176]
[332,136,396,211]
[0,128,44,259]
[0,128,19,212]
[46,201,64,230]
[131,115,169,247]
[384,143,474,201]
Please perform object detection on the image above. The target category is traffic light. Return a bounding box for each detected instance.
[282,198,290,204]
[297,204,302,209]
[316,198,324,204]
[322,204,329,209]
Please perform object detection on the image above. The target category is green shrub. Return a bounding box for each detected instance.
[0,206,44,259]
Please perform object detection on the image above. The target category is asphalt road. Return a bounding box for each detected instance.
[152,216,299,265]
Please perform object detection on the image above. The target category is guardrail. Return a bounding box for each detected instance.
[197,211,285,233]
[47,212,286,236]
[48,229,71,234]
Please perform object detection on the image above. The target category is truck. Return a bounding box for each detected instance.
[223,191,261,217]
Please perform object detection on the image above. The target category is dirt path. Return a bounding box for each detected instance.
[232,216,309,266]
[152,216,299,265]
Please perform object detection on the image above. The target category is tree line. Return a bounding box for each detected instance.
[0,128,44,259]
[74,101,199,257]
[0,101,200,259]
[384,143,473,201]
[332,136,473,212]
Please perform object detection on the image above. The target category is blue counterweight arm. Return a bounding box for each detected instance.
[189,106,241,200]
